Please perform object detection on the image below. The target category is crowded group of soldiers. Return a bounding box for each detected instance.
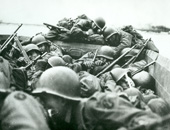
[0,14,169,130]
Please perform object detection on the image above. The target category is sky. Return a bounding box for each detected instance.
[0,0,170,28]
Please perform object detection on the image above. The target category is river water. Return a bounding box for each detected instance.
[0,23,170,59]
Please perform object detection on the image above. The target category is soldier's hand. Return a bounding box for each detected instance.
[94,60,103,66]
[17,57,25,62]
[135,42,144,49]
[83,61,94,69]
[86,29,94,35]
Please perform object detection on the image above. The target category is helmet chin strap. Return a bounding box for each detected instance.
[65,104,72,123]
[125,73,135,88]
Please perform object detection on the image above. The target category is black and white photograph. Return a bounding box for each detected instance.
[0,0,170,129]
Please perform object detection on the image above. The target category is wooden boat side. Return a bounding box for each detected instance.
[146,50,170,104]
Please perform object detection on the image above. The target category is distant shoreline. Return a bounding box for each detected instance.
[0,22,43,26]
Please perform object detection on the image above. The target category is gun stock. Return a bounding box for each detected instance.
[122,38,151,68]
[96,44,137,77]
[24,52,47,70]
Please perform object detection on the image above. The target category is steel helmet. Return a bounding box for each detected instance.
[48,56,66,67]
[110,68,131,82]
[33,66,81,101]
[32,34,51,46]
[103,27,118,40]
[24,44,41,53]
[97,46,115,60]
[93,17,106,29]
[124,87,144,101]
[62,55,73,64]
[132,71,155,91]
[120,48,139,57]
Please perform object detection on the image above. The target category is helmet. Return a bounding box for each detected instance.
[79,73,101,98]
[97,46,115,60]
[132,71,155,91]
[62,55,73,64]
[93,17,106,29]
[24,44,40,53]
[120,48,139,57]
[33,66,81,101]
[103,27,118,40]
[124,87,144,101]
[147,98,170,116]
[110,68,131,82]
[48,56,66,67]
[32,34,51,46]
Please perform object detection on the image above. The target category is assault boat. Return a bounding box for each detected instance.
[0,34,169,104]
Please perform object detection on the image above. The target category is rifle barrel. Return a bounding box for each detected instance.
[122,38,151,68]
[93,49,98,62]
[96,44,137,77]
[1,24,23,49]
[131,61,155,76]
[1,33,17,51]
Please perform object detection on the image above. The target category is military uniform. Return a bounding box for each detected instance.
[122,25,159,53]
[69,16,105,44]
[70,18,92,42]
[0,91,161,130]
[73,92,161,130]
[0,91,50,130]
[99,71,123,93]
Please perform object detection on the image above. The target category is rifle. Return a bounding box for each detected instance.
[86,49,98,72]
[96,44,137,77]
[122,38,151,68]
[131,60,156,76]
[14,36,31,64]
[43,23,69,32]
[92,49,98,62]
[24,52,47,70]
[1,24,23,52]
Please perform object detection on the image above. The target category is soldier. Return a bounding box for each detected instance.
[110,68,157,103]
[0,66,163,130]
[121,25,159,53]
[31,33,63,57]
[110,67,135,90]
[147,98,170,117]
[103,26,133,57]
[32,66,82,129]
[84,45,116,75]
[62,55,73,64]
[119,47,147,71]
[24,44,41,61]
[31,34,51,53]
[0,91,51,130]
[69,16,105,44]
[33,67,162,130]
[132,71,156,94]
[103,26,159,57]
[46,56,66,69]
[78,71,101,98]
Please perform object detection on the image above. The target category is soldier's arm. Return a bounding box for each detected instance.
[115,31,133,57]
